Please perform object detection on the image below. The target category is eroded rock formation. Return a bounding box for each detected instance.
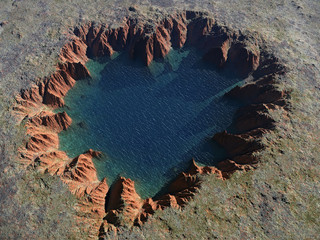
[14,10,288,238]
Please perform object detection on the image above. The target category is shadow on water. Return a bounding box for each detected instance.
[59,47,245,199]
[98,53,155,93]
[104,173,123,212]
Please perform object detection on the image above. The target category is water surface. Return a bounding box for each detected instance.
[58,48,242,198]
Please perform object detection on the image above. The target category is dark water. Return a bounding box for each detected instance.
[57,48,242,198]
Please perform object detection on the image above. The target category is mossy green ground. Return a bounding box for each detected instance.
[0,0,319,239]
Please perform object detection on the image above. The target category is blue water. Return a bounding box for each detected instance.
[57,48,242,198]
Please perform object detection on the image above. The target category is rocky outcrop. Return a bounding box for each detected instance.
[100,160,223,231]
[33,151,69,175]
[70,11,260,77]
[104,177,143,226]
[211,54,288,178]
[227,43,260,77]
[63,150,101,184]
[58,150,109,218]
[14,62,90,121]
[14,10,288,239]
[19,111,72,165]
[234,103,279,132]
[28,111,72,132]
[26,132,59,153]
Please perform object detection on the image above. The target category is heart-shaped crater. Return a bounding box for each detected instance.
[58,48,242,198]
[15,10,287,236]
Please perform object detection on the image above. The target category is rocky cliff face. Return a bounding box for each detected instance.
[14,10,287,238]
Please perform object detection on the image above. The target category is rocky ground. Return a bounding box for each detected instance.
[0,0,319,239]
